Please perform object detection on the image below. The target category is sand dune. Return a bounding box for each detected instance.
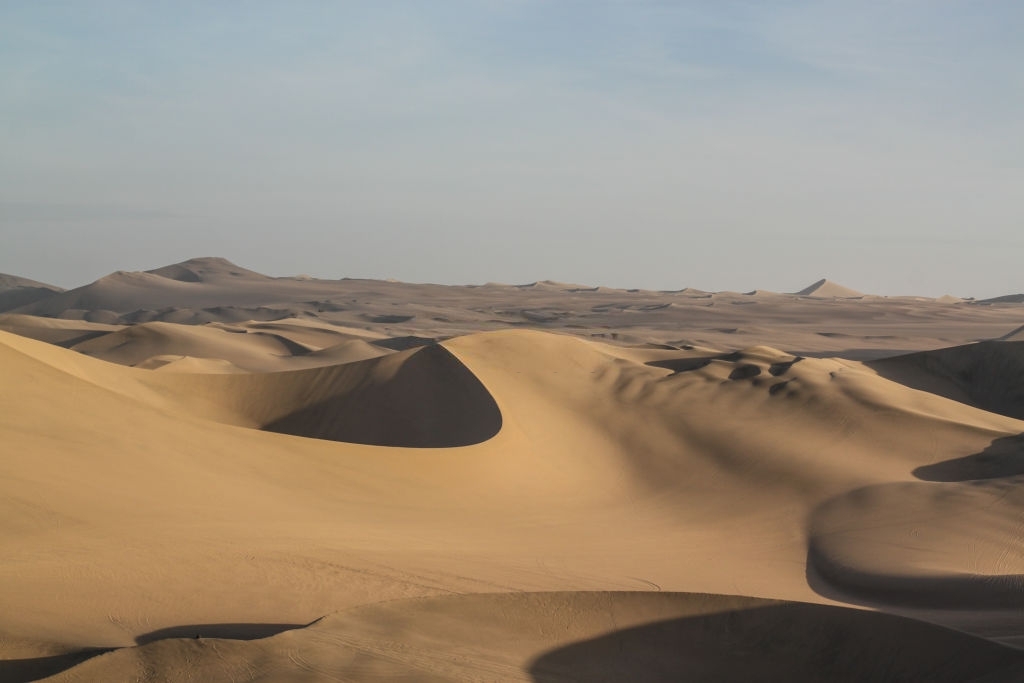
[3,260,1024,680]
[0,273,64,312]
[869,341,1024,419]
[0,313,123,347]
[794,278,864,298]
[8,257,1024,359]
[33,592,1024,682]
[9,317,395,373]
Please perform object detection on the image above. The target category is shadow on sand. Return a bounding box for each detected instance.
[527,602,1024,683]
[0,649,114,683]
[0,622,304,683]
[913,433,1024,481]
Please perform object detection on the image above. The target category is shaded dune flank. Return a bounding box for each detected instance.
[914,433,1024,481]
[259,344,502,447]
[157,342,503,448]
[808,478,1024,608]
[869,341,1024,419]
[37,592,1024,683]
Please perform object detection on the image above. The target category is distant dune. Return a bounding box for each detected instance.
[6,257,1021,361]
[2,258,1024,681]
[0,272,64,312]
[794,278,864,298]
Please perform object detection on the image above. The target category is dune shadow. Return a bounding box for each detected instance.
[769,356,803,376]
[0,623,308,682]
[866,341,1024,419]
[646,357,712,373]
[263,344,503,448]
[0,649,114,683]
[646,351,744,375]
[135,622,305,645]
[371,335,437,351]
[914,433,1024,481]
[806,477,1024,610]
[54,330,114,348]
[807,534,1024,610]
[527,602,1024,683]
[728,363,761,380]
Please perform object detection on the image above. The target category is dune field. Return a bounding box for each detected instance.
[1,257,1024,681]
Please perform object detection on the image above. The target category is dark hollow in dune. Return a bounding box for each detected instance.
[729,364,762,380]
[769,356,804,376]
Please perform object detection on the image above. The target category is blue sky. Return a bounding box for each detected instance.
[2,1,1021,296]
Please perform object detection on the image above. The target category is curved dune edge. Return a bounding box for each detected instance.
[260,343,502,447]
[868,341,1024,420]
[808,480,1024,609]
[146,342,504,448]
[33,591,1024,683]
[0,329,503,449]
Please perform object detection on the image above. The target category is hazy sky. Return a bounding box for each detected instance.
[2,1,1021,296]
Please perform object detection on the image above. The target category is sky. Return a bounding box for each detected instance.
[1,1,1021,297]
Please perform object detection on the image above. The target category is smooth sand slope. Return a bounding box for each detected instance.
[3,308,1024,681]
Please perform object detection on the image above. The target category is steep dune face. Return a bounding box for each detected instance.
[869,341,1024,419]
[3,326,1024,678]
[155,344,503,447]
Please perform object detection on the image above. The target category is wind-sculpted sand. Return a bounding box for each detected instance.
[2,258,1024,681]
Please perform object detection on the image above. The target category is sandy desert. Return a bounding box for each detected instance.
[1,256,1023,682]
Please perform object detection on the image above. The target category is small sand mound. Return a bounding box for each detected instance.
[135,355,247,374]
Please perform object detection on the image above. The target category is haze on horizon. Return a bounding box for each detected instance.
[1,1,1021,298]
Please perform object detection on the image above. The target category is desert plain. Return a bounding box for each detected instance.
[1,256,1024,682]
